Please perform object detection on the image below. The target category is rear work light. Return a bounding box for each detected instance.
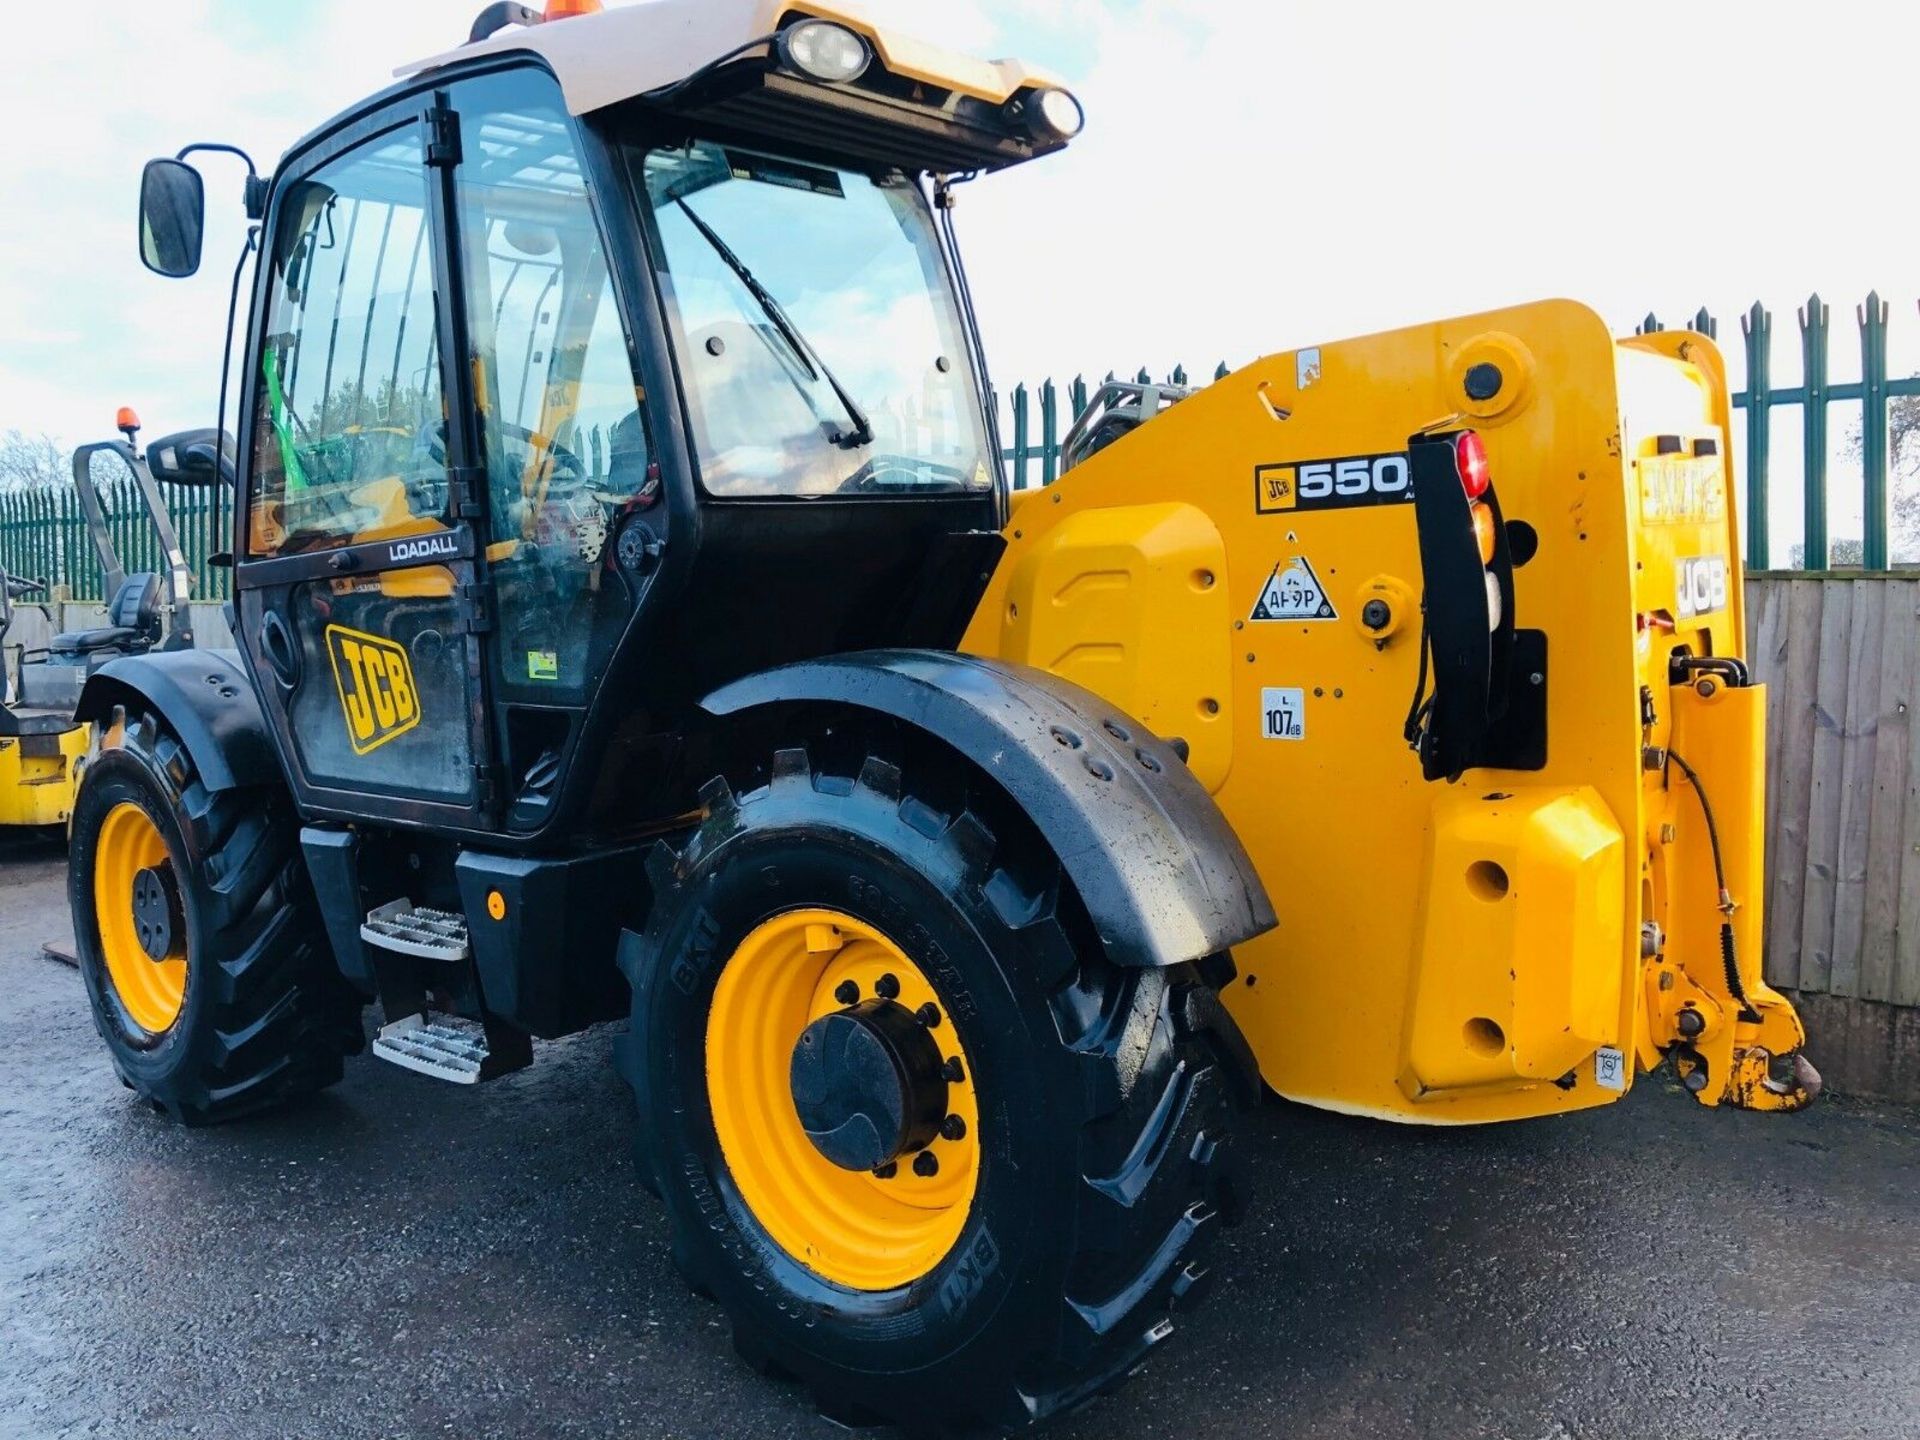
[778,19,872,83]
[1456,430,1490,499]
[1032,88,1085,139]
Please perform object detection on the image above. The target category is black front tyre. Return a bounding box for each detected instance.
[616,745,1249,1433]
[69,710,363,1125]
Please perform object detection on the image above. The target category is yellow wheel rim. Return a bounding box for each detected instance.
[706,908,980,1291]
[94,802,187,1035]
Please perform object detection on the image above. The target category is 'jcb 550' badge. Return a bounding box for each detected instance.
[325,625,421,755]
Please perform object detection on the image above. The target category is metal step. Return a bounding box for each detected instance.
[360,899,470,961]
[371,1012,490,1084]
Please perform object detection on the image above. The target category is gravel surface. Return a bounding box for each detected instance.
[4,835,1917,1439]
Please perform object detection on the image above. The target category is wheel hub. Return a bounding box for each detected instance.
[790,999,949,1172]
[130,863,182,962]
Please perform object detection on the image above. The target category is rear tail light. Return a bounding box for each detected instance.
[1456,431,1490,499]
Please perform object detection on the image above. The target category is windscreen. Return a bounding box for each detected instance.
[633,140,994,498]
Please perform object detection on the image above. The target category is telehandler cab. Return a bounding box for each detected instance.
[75,0,1818,1428]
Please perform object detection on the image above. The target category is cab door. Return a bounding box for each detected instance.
[234,97,497,827]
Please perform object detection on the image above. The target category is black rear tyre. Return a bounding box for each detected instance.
[70,710,363,1125]
[616,745,1247,1433]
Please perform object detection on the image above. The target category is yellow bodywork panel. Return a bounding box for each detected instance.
[1404,787,1625,1098]
[964,298,1806,1122]
[0,722,90,829]
[986,502,1234,790]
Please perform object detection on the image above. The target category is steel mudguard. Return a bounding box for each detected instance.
[702,649,1276,969]
[74,649,279,793]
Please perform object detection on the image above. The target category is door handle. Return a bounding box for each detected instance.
[259,609,301,692]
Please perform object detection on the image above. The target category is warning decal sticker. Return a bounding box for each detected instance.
[1250,557,1336,622]
[1260,687,1305,741]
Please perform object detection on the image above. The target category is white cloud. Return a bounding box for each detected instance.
[954,0,1919,393]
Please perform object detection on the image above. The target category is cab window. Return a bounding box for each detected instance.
[634,139,993,498]
[248,128,449,558]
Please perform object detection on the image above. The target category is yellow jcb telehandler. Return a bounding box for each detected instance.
[70,0,1816,1429]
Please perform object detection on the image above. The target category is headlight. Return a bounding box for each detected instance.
[777,19,872,83]
[1028,87,1084,140]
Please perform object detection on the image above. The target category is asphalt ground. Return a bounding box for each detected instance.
[4,834,1918,1440]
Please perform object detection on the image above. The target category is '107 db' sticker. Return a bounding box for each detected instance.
[1261,687,1305,741]
[1256,451,1412,514]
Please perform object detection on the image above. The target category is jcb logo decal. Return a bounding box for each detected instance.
[325,625,421,755]
[1676,555,1729,619]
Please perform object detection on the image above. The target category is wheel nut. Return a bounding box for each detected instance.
[873,1161,898,1179]
[913,1151,940,1177]
[916,1002,942,1029]
[941,1057,966,1084]
[834,979,859,1006]
[875,973,901,1000]
[940,1114,967,1142]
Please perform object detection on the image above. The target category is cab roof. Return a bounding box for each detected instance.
[397,0,1065,118]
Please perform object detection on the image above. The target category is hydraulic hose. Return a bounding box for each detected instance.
[1667,748,1760,1024]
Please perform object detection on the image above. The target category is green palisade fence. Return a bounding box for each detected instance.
[0,478,230,604]
[5,293,1916,591]
[998,293,1920,574]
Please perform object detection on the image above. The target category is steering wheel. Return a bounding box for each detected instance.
[496,422,587,487]
[841,454,972,494]
[3,575,47,599]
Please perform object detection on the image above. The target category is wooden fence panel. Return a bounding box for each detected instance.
[1749,575,1920,1011]
[1862,586,1915,1001]
[1764,579,1823,987]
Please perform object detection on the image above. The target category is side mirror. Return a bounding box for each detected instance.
[139,158,205,277]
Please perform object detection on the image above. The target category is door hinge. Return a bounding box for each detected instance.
[426,105,463,168]
[472,762,504,810]
[456,580,494,636]
[448,464,488,520]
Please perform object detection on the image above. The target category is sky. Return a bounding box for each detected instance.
[2,0,1916,559]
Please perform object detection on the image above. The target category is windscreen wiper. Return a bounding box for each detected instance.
[675,199,874,450]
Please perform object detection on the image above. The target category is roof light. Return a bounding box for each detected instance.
[1455,430,1489,500]
[544,0,601,18]
[777,19,872,83]
[116,406,141,433]
[1032,87,1084,139]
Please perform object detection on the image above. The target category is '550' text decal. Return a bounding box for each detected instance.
[1256,451,1412,514]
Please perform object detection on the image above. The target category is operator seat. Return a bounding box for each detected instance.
[48,573,162,657]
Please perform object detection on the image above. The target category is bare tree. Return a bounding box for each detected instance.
[1845,383,1920,561]
[0,430,66,492]
[1889,391,1920,556]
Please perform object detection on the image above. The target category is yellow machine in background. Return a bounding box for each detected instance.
[0,571,89,831]
[0,410,218,834]
[966,300,1816,1119]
